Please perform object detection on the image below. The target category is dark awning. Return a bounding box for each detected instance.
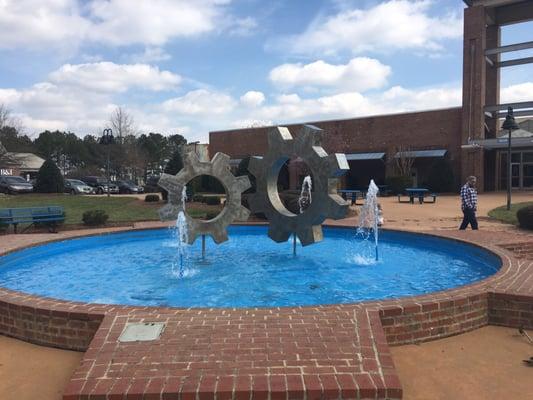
[345,152,385,161]
[394,149,447,158]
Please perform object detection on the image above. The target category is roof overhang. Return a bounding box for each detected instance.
[470,137,533,149]
[345,152,385,161]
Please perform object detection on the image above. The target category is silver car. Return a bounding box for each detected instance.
[64,179,94,195]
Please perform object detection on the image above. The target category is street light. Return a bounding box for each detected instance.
[501,107,519,211]
[99,128,115,198]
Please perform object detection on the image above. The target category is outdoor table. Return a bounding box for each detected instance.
[405,188,429,204]
[337,189,362,205]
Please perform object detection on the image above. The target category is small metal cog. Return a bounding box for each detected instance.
[158,150,251,244]
[248,124,349,246]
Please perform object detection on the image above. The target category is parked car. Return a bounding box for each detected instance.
[107,181,119,194]
[82,176,119,194]
[0,175,33,194]
[117,180,144,194]
[64,179,94,195]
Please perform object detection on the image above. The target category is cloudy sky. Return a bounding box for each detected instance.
[0,0,531,142]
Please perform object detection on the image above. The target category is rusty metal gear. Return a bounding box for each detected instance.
[158,149,251,244]
[248,124,349,246]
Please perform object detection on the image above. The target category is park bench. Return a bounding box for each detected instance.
[0,206,65,233]
[338,190,365,205]
[397,191,438,204]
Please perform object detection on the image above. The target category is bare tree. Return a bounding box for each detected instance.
[392,145,415,177]
[0,104,11,129]
[0,103,25,134]
[109,106,136,140]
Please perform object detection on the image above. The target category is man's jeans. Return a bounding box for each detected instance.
[459,207,478,230]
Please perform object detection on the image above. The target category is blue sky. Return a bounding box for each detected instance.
[0,0,531,142]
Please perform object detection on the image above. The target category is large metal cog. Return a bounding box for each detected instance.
[158,150,251,244]
[248,124,349,246]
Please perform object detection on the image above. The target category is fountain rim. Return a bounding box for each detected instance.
[0,222,506,310]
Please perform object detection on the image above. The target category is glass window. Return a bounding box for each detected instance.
[524,177,533,188]
[511,153,520,163]
[523,152,533,163]
[6,177,26,183]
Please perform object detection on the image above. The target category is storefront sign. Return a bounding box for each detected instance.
[1,169,13,175]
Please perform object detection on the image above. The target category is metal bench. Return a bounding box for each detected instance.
[424,193,438,203]
[397,194,411,203]
[338,190,364,205]
[0,206,65,233]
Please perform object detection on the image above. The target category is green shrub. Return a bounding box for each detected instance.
[385,175,412,194]
[144,194,160,202]
[82,210,109,226]
[205,196,221,205]
[35,159,64,193]
[425,158,455,193]
[517,205,533,230]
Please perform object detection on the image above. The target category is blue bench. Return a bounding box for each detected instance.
[0,206,65,233]
[338,190,365,205]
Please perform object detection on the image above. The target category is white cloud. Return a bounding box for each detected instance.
[501,82,533,103]
[271,0,462,56]
[49,62,181,93]
[161,89,236,115]
[269,58,391,91]
[380,85,462,110]
[240,91,265,107]
[0,0,240,50]
[0,0,89,49]
[87,0,226,46]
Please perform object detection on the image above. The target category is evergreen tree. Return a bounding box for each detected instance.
[164,148,184,175]
[35,159,64,193]
[161,148,184,200]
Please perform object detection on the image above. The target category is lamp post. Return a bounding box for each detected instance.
[501,107,519,211]
[99,128,115,198]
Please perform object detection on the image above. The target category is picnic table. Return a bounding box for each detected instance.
[337,189,364,205]
[397,188,437,204]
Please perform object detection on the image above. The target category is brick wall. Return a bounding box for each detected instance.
[210,107,463,184]
[379,293,488,345]
[0,299,104,351]
[489,292,533,330]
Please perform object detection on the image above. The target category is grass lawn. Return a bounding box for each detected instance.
[487,201,533,225]
[0,194,219,225]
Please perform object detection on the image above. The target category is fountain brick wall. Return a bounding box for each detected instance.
[379,293,489,345]
[0,295,103,351]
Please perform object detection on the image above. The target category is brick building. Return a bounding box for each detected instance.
[209,0,533,192]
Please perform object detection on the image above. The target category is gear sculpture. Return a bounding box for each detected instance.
[248,124,349,246]
[158,150,251,244]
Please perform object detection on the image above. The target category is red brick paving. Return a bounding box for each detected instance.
[0,223,532,399]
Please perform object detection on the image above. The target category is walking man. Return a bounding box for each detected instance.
[459,176,478,230]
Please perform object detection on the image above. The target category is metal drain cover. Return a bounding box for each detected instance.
[118,322,165,342]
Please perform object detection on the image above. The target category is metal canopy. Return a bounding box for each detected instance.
[394,149,447,158]
[470,136,533,149]
[345,152,385,161]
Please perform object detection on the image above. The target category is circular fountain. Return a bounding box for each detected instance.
[0,125,502,309]
[0,226,500,307]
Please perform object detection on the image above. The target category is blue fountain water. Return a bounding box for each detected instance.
[0,226,500,308]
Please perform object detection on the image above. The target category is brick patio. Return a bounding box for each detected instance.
[0,223,532,399]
